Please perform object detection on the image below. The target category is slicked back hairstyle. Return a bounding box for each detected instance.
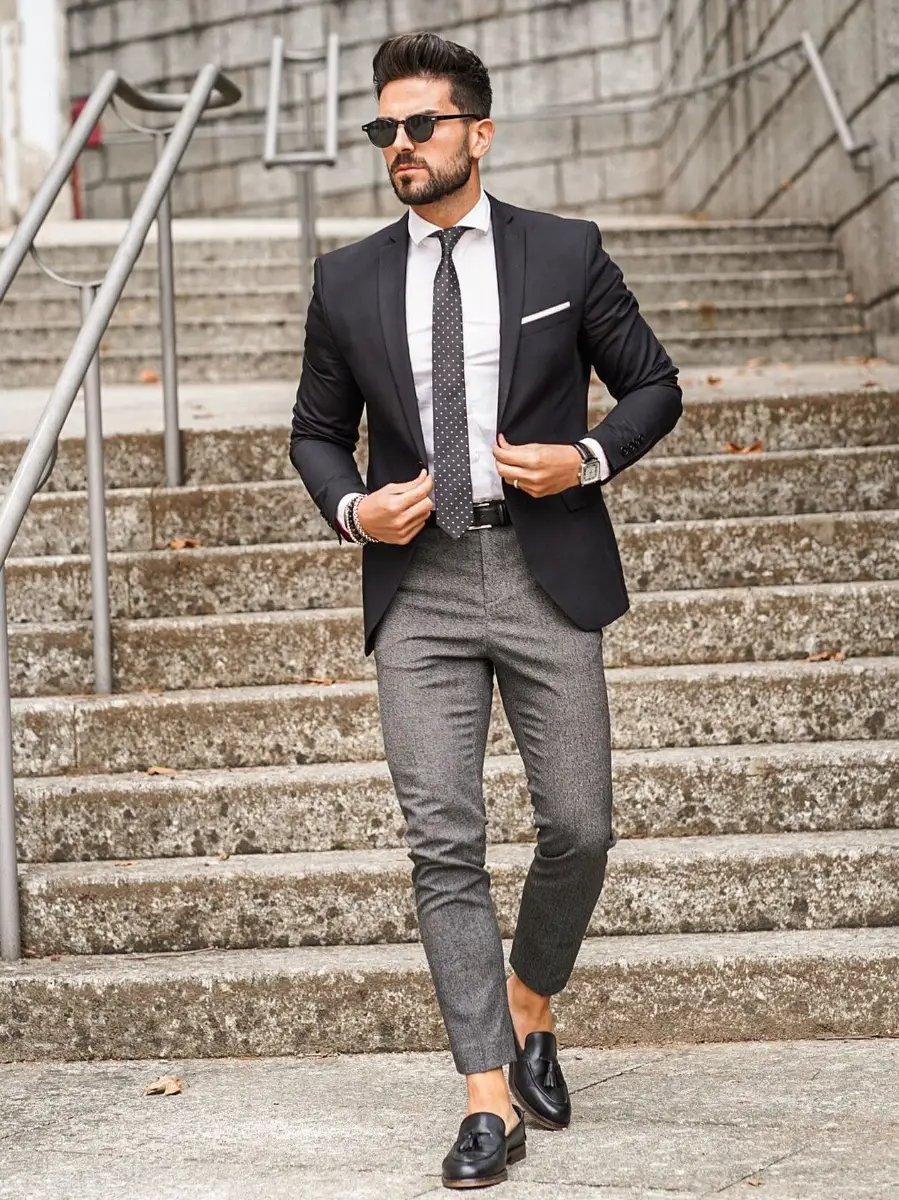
[373,32,492,118]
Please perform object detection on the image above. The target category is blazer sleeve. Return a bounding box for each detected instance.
[290,255,369,537]
[579,221,683,481]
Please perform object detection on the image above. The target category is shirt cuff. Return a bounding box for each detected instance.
[336,492,366,542]
[580,437,611,482]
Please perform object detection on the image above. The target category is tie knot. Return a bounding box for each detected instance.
[433,226,469,257]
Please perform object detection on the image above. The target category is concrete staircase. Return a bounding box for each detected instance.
[0,215,874,385]
[0,216,897,1063]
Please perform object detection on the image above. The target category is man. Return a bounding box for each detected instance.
[291,32,682,1190]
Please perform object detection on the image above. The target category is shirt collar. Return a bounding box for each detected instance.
[407,188,491,246]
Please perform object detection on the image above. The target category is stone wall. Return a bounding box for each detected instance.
[657,0,899,356]
[65,0,664,221]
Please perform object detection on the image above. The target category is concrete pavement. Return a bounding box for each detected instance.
[1,1038,897,1198]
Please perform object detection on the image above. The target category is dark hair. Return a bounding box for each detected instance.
[372,32,492,118]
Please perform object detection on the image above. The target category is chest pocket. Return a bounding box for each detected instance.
[519,302,574,337]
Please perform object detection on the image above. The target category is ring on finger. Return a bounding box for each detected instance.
[513,478,520,489]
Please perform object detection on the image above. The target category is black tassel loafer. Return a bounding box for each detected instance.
[508,1030,571,1130]
[441,1106,526,1189]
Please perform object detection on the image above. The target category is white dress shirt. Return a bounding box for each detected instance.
[337,189,608,538]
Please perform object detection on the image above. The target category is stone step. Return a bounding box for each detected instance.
[11,446,898,558]
[7,581,896,697]
[14,828,899,956]
[1,298,866,358]
[5,230,840,277]
[2,927,897,1061]
[4,379,897,494]
[7,510,899,625]
[13,740,898,864]
[0,269,854,323]
[10,657,898,777]
[0,327,872,385]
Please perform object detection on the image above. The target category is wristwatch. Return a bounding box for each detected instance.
[573,440,602,486]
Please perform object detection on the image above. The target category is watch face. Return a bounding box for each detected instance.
[581,458,601,485]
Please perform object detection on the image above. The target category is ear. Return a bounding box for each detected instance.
[470,117,494,161]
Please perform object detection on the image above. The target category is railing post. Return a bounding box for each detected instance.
[79,284,114,695]
[0,566,22,962]
[155,131,182,488]
[297,65,317,295]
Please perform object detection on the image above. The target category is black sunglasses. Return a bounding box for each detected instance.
[361,113,480,148]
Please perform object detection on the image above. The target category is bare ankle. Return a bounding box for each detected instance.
[507,972,553,1039]
[466,1067,517,1130]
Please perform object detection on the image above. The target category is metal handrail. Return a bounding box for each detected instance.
[263,33,340,292]
[0,63,241,963]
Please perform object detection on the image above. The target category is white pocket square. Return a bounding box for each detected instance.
[521,301,571,325]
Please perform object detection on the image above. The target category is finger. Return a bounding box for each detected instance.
[400,496,435,523]
[395,478,434,508]
[496,462,538,483]
[492,444,532,465]
[387,469,429,493]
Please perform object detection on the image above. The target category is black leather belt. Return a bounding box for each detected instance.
[426,499,510,530]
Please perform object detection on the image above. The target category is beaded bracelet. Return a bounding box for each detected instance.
[346,494,379,545]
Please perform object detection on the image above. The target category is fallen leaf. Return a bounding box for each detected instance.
[113,860,137,866]
[139,369,161,384]
[861,380,878,387]
[807,649,847,662]
[304,676,338,685]
[146,765,177,777]
[167,537,201,551]
[747,1181,762,1188]
[216,852,230,861]
[844,292,857,302]
[781,176,794,189]
[723,440,763,454]
[706,374,722,385]
[143,1074,182,1096]
[745,357,765,368]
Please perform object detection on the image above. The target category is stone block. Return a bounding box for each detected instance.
[458,0,501,16]
[481,160,560,209]
[601,145,657,199]
[112,37,167,87]
[216,13,282,70]
[84,180,127,219]
[390,0,460,32]
[236,157,298,205]
[480,12,532,68]
[558,152,606,206]
[631,0,663,40]
[577,109,630,152]
[316,139,379,196]
[487,113,576,169]
[588,0,628,47]
[531,1,595,60]
[332,0,389,45]
[198,164,239,211]
[281,2,327,52]
[597,38,658,96]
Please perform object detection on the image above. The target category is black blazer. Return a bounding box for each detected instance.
[290,193,683,656]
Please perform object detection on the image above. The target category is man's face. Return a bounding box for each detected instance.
[375,76,490,206]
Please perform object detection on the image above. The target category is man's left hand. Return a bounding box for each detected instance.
[492,432,582,498]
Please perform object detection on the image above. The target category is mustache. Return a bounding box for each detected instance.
[392,156,430,173]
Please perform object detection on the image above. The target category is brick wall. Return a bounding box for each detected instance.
[66,0,665,222]
[657,0,899,356]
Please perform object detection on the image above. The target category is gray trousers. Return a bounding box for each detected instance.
[373,522,617,1075]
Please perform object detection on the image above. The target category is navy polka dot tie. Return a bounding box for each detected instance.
[430,227,473,539]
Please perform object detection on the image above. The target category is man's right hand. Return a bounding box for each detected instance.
[357,469,434,544]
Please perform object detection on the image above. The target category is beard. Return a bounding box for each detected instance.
[389,142,473,206]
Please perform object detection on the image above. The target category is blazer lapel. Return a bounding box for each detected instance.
[490,195,526,432]
[378,215,429,465]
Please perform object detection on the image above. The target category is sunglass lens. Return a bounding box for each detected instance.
[405,114,436,143]
[365,119,397,147]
